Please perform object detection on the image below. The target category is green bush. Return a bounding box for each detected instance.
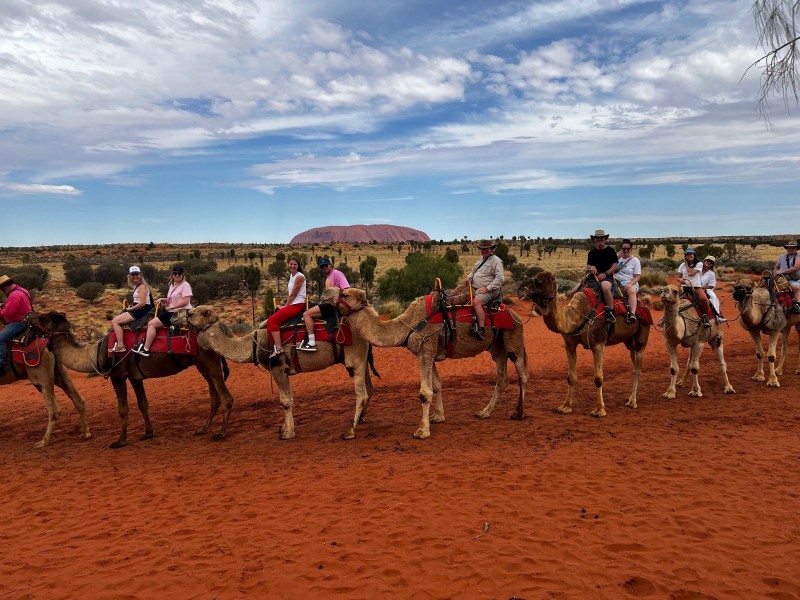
[75,282,105,305]
[95,262,128,287]
[65,262,95,288]
[378,252,462,302]
[730,260,773,274]
[639,268,668,287]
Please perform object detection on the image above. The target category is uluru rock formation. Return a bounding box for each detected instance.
[290,224,430,244]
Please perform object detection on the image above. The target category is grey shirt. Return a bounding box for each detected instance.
[469,254,504,292]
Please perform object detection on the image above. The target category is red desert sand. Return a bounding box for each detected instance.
[1,290,799,599]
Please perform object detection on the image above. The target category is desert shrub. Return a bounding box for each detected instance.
[262,288,276,316]
[180,258,217,275]
[509,264,544,282]
[65,262,95,288]
[373,298,404,319]
[444,248,459,264]
[377,252,462,302]
[648,258,677,271]
[730,260,773,274]
[75,282,105,305]
[639,268,668,287]
[95,262,128,287]
[555,278,575,293]
[191,280,211,305]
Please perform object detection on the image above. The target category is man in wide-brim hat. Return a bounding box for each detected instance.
[465,240,504,340]
[774,239,800,310]
[568,229,618,322]
[0,274,34,376]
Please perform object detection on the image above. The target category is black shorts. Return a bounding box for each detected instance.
[154,310,174,326]
[318,303,337,319]
[127,306,152,320]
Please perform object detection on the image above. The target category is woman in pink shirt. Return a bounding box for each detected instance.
[133,265,193,357]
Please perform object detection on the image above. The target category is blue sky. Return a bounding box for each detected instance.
[1,0,797,246]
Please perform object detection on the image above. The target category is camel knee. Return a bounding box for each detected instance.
[690,368,698,375]
[506,351,517,362]
[755,352,763,360]
[768,355,775,363]
[593,376,603,388]
[670,367,677,376]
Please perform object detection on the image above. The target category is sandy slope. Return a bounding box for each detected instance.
[1,291,799,599]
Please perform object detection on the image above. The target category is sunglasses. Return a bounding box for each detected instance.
[621,247,631,251]
[172,271,183,275]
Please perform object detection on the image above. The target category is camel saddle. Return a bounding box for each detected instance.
[107,328,199,357]
[582,288,654,325]
[423,294,515,329]
[271,309,352,346]
[760,275,796,311]
[8,337,48,368]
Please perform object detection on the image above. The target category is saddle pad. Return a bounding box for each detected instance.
[279,321,352,346]
[422,295,515,330]
[585,290,654,326]
[108,329,198,357]
[11,338,48,367]
[777,291,794,309]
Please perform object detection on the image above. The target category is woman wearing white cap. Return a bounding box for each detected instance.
[700,256,723,321]
[110,266,153,352]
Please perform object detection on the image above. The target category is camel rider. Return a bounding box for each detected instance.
[0,274,34,376]
[466,240,504,340]
[773,240,800,312]
[298,255,350,352]
[568,229,618,323]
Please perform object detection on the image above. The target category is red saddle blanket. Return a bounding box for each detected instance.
[10,338,48,368]
[107,329,198,357]
[582,288,654,325]
[277,321,352,346]
[423,295,516,329]
[776,291,794,310]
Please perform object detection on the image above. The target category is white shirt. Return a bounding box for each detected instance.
[678,262,702,287]
[288,272,306,305]
[614,256,641,288]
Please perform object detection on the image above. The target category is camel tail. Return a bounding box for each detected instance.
[367,344,381,379]
[220,356,230,381]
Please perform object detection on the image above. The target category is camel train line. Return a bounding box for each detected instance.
[2,271,799,448]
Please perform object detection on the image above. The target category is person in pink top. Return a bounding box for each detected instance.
[133,265,193,357]
[0,274,34,375]
[298,256,350,352]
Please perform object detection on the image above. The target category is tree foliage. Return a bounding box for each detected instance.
[377,252,462,302]
[75,282,105,305]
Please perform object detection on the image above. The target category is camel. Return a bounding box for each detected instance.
[323,287,528,439]
[37,311,234,448]
[659,285,735,399]
[172,305,377,440]
[733,277,800,386]
[1,344,91,447]
[517,271,649,417]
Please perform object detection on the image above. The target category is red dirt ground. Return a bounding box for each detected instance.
[1,291,799,599]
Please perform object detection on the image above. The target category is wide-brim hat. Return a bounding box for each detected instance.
[784,240,798,249]
[0,274,14,287]
[703,255,716,264]
[476,239,497,250]
[590,229,609,239]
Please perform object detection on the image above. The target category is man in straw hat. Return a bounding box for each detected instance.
[568,229,618,323]
[465,240,504,340]
[773,239,800,311]
[0,274,34,376]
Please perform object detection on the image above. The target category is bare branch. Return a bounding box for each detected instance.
[749,0,800,124]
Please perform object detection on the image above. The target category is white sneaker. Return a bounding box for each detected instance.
[298,340,317,352]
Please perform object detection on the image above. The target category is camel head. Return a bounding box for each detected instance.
[659,285,681,307]
[176,305,219,331]
[37,311,72,333]
[319,286,341,306]
[732,277,755,303]
[331,287,369,315]
[517,271,557,315]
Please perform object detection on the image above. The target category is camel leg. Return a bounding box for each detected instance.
[110,377,130,449]
[687,343,703,398]
[710,335,735,394]
[506,347,528,420]
[625,346,644,410]
[747,329,766,382]
[766,331,781,387]
[662,342,680,399]
[194,378,220,436]
[430,363,445,423]
[342,366,371,440]
[558,344,578,414]
[776,330,787,376]
[413,355,434,439]
[130,379,155,441]
[591,345,607,417]
[208,378,234,440]
[270,368,295,440]
[475,355,506,419]
[676,356,690,388]
[33,382,59,449]
[54,364,91,440]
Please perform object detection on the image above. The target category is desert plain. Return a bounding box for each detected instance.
[0,241,799,599]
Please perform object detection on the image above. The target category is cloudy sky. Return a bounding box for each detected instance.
[1,0,797,245]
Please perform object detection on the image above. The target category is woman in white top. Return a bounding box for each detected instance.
[266,256,307,358]
[614,239,642,323]
[678,249,711,326]
[134,265,193,356]
[111,265,153,352]
[699,255,722,319]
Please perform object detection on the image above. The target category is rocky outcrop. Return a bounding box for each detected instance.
[290,224,430,244]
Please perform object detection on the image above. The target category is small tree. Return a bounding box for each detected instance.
[244,265,262,325]
[75,282,105,305]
